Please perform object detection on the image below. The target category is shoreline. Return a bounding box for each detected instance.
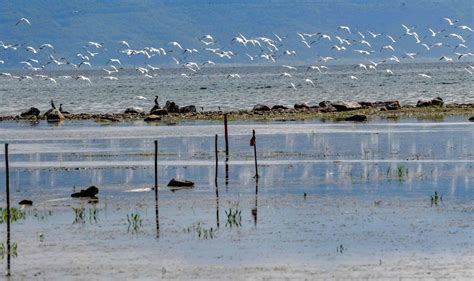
[1,102,473,123]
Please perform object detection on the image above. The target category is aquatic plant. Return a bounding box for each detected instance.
[225,207,242,228]
[386,164,408,181]
[336,244,346,254]
[396,164,408,180]
[72,207,85,224]
[431,191,443,206]
[88,208,99,223]
[127,213,143,233]
[185,222,216,239]
[0,207,25,224]
[0,242,18,259]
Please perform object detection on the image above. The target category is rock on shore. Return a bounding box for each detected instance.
[417,97,444,107]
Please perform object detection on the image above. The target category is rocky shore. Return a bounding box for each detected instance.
[1,98,473,123]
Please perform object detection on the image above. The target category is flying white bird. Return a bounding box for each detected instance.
[443,17,457,26]
[338,26,351,34]
[304,78,315,87]
[107,58,121,65]
[386,69,394,75]
[439,56,453,62]
[279,72,293,78]
[39,43,54,50]
[306,66,322,73]
[26,46,38,54]
[353,49,371,55]
[16,17,31,25]
[103,76,118,80]
[282,65,297,70]
[147,64,160,70]
[447,33,465,43]
[78,61,92,68]
[368,31,381,38]
[356,64,368,71]
[88,41,104,48]
[120,41,130,48]
[350,75,358,80]
[380,45,395,52]
[76,75,92,83]
[227,74,241,79]
[456,25,473,32]
[169,41,183,50]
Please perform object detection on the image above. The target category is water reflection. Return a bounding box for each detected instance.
[0,120,471,199]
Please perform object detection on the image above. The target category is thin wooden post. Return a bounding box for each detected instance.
[5,143,11,276]
[224,114,229,159]
[215,134,220,228]
[251,130,259,178]
[253,180,258,227]
[154,140,159,238]
[215,134,218,185]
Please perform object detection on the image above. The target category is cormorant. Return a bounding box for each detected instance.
[59,104,70,115]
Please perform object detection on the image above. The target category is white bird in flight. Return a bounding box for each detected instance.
[338,26,351,34]
[16,17,31,25]
[418,73,432,79]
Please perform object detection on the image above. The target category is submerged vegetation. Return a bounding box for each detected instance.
[185,223,216,239]
[0,242,18,259]
[386,164,409,181]
[127,213,143,234]
[0,207,25,224]
[72,207,99,224]
[431,191,443,206]
[225,207,242,228]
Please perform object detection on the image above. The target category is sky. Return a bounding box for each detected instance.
[0,0,472,67]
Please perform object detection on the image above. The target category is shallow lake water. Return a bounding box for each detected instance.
[0,117,473,279]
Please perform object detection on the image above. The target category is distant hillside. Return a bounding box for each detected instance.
[0,0,472,68]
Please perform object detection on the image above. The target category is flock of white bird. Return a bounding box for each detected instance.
[0,16,473,89]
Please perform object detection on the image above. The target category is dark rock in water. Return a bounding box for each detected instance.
[97,114,120,122]
[71,186,99,198]
[252,104,271,111]
[144,115,161,122]
[384,101,401,110]
[416,100,432,107]
[431,97,444,107]
[417,97,443,108]
[469,117,474,122]
[46,108,65,122]
[167,178,194,187]
[271,105,289,110]
[330,101,362,111]
[180,105,197,113]
[124,107,144,114]
[20,107,40,117]
[294,103,309,110]
[344,114,368,122]
[359,102,374,108]
[164,101,180,113]
[19,199,33,206]
[150,109,168,116]
[319,101,337,112]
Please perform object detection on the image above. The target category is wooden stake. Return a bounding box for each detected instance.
[215,134,220,228]
[5,143,11,276]
[252,130,259,178]
[154,140,159,238]
[224,114,229,159]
